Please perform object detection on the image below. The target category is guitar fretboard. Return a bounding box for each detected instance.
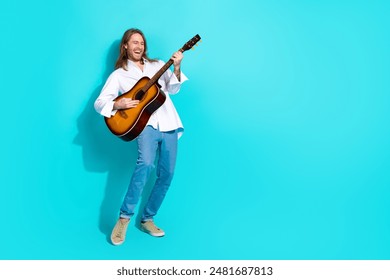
[141,48,184,93]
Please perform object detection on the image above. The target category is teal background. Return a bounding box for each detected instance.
[0,0,389,259]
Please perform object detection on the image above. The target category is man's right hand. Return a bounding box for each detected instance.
[114,98,140,110]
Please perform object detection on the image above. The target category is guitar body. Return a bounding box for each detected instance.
[104,77,166,141]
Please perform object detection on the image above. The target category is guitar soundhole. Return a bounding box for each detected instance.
[135,90,144,100]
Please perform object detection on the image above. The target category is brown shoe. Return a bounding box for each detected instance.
[111,218,130,245]
[140,220,165,237]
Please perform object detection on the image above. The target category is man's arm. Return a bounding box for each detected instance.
[171,51,183,82]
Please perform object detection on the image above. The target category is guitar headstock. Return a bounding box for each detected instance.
[180,34,201,52]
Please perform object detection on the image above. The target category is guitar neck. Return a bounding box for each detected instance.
[139,33,201,93]
[142,48,184,92]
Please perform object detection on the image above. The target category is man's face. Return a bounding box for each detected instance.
[125,33,145,62]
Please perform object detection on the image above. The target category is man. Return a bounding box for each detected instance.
[94,28,188,245]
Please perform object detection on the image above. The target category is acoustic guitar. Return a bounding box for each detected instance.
[104,34,201,141]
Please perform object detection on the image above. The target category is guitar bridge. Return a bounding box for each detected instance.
[119,110,128,119]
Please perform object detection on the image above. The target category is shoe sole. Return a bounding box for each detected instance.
[111,236,125,246]
[140,226,165,237]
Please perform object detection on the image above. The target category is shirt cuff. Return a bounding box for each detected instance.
[101,101,117,118]
[170,71,188,84]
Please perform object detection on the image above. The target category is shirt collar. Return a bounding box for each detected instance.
[127,58,147,66]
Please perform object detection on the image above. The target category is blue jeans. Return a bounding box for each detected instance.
[119,126,178,221]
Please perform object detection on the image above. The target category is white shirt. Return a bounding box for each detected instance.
[94,59,188,138]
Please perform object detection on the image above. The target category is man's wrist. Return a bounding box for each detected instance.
[174,67,181,81]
